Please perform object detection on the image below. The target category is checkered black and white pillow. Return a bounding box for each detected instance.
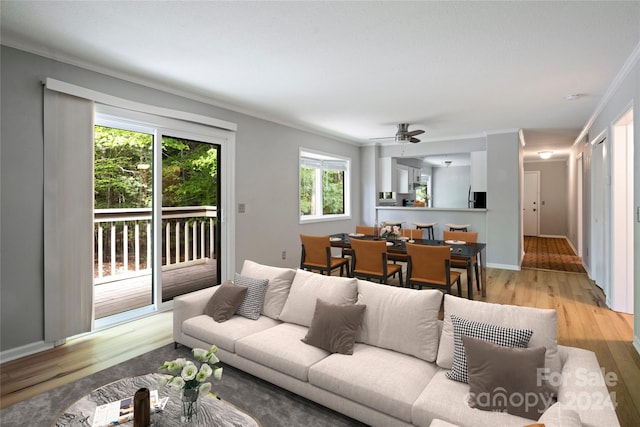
[234,273,269,320]
[446,313,533,383]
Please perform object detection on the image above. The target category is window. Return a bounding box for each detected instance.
[300,149,350,222]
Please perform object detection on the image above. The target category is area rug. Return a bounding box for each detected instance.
[0,344,366,427]
[521,236,586,273]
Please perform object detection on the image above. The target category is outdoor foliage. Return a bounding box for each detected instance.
[300,166,344,216]
[94,126,218,209]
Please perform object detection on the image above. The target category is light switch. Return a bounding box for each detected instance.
[238,203,246,213]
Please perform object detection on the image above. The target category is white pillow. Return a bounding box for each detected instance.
[436,295,561,392]
[356,279,442,362]
[240,260,296,319]
[279,269,358,327]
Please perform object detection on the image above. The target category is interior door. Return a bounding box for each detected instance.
[523,171,539,236]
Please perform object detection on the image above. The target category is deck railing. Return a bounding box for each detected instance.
[94,206,217,283]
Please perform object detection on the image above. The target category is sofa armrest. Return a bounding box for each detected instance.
[173,286,217,343]
[555,345,620,427]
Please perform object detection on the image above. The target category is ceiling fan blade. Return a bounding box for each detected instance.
[406,129,425,137]
[369,136,395,140]
[410,137,421,143]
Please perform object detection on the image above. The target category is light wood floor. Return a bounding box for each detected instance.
[1,268,639,426]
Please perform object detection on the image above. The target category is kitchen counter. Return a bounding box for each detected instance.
[376,206,487,241]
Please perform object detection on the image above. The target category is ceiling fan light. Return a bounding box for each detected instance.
[538,151,553,159]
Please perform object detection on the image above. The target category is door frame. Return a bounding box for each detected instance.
[523,170,540,236]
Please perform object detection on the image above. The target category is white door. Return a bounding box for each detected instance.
[523,171,540,236]
[591,137,608,300]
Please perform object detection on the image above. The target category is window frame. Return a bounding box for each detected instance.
[299,148,351,224]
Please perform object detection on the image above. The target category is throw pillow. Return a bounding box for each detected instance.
[234,273,269,320]
[240,260,296,319]
[302,299,366,354]
[463,336,554,420]
[436,294,561,394]
[446,313,533,384]
[279,269,358,327]
[203,280,248,322]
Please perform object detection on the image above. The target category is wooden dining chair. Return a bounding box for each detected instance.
[443,230,480,291]
[300,234,349,277]
[405,243,462,296]
[349,238,403,286]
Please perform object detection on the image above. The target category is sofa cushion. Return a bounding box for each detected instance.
[356,279,442,362]
[537,402,582,427]
[279,269,358,327]
[447,314,533,384]
[236,323,329,381]
[464,336,552,420]
[240,260,296,319]
[436,295,561,392]
[234,273,269,320]
[181,314,280,353]
[203,280,248,322]
[412,370,536,427]
[301,299,366,355]
[309,343,439,423]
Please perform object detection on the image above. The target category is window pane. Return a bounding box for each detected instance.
[322,169,344,214]
[300,166,316,216]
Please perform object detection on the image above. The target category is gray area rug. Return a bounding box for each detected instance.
[0,344,368,427]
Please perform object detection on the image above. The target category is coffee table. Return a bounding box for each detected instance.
[53,373,261,426]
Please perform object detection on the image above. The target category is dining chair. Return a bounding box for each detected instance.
[443,230,480,291]
[405,243,462,296]
[355,225,375,236]
[349,238,403,286]
[400,228,423,240]
[300,234,349,277]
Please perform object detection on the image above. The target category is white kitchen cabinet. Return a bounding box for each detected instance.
[378,157,398,192]
[470,151,487,192]
[396,165,410,193]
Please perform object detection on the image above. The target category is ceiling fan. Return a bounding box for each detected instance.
[370,123,425,143]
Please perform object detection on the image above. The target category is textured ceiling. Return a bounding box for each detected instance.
[2,1,639,161]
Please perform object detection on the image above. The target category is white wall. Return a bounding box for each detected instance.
[432,166,470,208]
[0,46,361,354]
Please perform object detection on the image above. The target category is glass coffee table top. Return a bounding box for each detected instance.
[53,373,261,427]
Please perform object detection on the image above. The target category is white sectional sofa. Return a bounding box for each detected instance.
[173,260,620,427]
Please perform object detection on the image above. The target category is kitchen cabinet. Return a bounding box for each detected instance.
[470,151,487,192]
[397,165,409,193]
[378,157,398,192]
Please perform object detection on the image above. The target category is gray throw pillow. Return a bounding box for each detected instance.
[234,273,269,320]
[204,280,248,322]
[302,299,366,355]
[464,336,554,420]
[447,313,533,383]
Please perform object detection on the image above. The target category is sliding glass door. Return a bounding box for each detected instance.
[93,111,223,323]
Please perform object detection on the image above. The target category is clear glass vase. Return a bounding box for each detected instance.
[181,388,199,423]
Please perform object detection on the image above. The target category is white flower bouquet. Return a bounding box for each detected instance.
[159,345,223,396]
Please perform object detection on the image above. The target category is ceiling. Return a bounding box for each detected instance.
[2,1,639,162]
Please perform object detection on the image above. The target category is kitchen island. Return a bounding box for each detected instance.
[376,206,487,242]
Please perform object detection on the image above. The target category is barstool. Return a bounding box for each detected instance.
[446,223,471,232]
[414,222,436,239]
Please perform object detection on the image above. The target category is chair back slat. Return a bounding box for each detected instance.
[350,239,386,273]
[406,244,451,283]
[401,228,423,239]
[443,231,478,243]
[300,234,330,264]
[355,225,375,236]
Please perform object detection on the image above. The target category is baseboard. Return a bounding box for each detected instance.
[634,336,640,357]
[538,234,566,239]
[487,262,520,271]
[0,340,53,364]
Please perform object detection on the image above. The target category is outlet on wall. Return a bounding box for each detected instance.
[282,251,286,260]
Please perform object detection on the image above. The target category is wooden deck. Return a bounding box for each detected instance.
[94,260,218,318]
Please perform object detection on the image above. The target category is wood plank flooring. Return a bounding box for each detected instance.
[1,268,639,426]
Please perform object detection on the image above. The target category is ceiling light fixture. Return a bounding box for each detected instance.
[538,151,553,160]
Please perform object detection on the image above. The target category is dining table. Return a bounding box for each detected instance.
[330,233,487,299]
